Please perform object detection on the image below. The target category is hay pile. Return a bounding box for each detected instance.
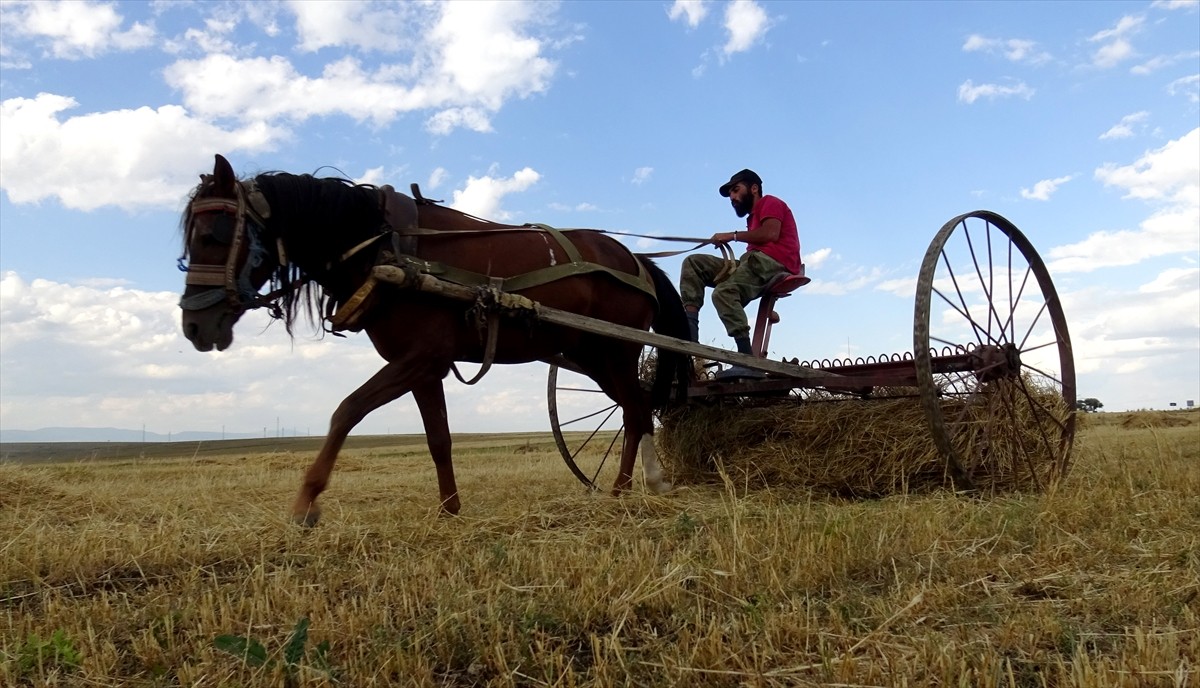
[657,385,1071,496]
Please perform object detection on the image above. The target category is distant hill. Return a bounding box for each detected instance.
[0,426,269,443]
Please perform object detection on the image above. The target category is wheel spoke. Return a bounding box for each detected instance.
[1017,299,1051,351]
[1019,361,1065,388]
[964,221,1005,345]
[939,247,992,347]
[559,403,619,428]
[592,428,623,484]
[1019,340,1060,356]
[1000,264,1034,344]
[548,364,625,489]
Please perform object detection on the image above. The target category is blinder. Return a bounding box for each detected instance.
[209,213,236,245]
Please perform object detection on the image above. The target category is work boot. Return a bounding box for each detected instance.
[716,335,764,379]
[686,312,700,343]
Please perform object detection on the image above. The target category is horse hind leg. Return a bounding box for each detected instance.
[615,409,673,496]
[412,380,460,515]
[606,374,673,497]
[639,434,673,495]
[291,360,418,526]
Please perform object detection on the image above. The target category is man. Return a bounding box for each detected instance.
[679,168,801,361]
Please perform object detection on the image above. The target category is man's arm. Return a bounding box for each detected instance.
[710,217,781,245]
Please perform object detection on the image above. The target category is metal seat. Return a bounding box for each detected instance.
[752,264,810,357]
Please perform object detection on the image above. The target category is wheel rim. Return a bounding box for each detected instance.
[914,211,1077,491]
[547,364,624,490]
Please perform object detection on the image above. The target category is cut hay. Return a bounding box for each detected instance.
[657,383,1072,496]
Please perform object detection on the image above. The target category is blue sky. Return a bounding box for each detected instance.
[1,0,1197,439]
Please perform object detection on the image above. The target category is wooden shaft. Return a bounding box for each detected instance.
[372,265,840,380]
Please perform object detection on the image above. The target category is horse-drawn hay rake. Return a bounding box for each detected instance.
[180,155,1075,517]
[545,210,1076,494]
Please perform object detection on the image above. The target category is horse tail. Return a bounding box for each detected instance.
[637,256,693,412]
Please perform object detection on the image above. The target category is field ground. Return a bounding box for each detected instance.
[2,411,1197,686]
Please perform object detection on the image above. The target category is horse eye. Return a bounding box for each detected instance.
[210,215,235,244]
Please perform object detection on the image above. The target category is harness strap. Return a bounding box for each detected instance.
[449,277,504,385]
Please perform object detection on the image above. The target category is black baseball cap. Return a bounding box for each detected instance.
[719,168,763,197]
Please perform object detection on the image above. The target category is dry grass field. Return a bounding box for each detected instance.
[2,410,1197,687]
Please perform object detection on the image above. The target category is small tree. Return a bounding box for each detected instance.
[1077,397,1104,413]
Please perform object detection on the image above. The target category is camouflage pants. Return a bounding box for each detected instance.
[679,251,787,338]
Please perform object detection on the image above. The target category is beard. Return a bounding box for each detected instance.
[732,196,752,218]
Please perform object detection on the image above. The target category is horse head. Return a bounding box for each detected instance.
[179,154,279,351]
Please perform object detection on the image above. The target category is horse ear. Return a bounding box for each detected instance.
[212,154,237,196]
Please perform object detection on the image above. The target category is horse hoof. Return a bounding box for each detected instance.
[650,480,675,496]
[292,509,320,528]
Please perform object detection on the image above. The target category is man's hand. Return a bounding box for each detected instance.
[710,231,737,244]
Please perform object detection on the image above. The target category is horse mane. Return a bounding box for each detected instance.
[258,173,387,336]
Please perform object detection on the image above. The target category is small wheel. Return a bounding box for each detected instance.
[914,211,1077,491]
[547,363,624,490]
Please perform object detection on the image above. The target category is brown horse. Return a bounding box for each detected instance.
[179,155,691,522]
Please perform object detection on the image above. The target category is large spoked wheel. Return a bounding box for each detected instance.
[547,363,625,491]
[914,211,1077,492]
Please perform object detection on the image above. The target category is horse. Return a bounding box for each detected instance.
[178,154,692,522]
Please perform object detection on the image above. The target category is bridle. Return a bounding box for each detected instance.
[179,178,285,313]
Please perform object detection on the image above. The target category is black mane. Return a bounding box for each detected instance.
[256,173,385,335]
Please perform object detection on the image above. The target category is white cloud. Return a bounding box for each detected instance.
[428,167,449,190]
[426,107,494,134]
[1088,15,1144,69]
[1095,128,1199,204]
[805,247,832,269]
[1020,175,1074,201]
[668,0,708,28]
[159,2,556,135]
[961,34,1051,65]
[806,266,885,296]
[1167,74,1200,103]
[1099,111,1150,140]
[1139,267,1200,293]
[355,166,386,186]
[632,167,654,185]
[1048,128,1200,272]
[722,0,769,58]
[1089,15,1144,43]
[0,93,285,211]
[1092,39,1136,69]
[874,276,916,298]
[450,166,540,220]
[3,0,154,60]
[548,201,599,213]
[1151,0,1199,9]
[289,0,427,53]
[1064,270,1199,380]
[957,79,1035,104]
[1130,50,1200,75]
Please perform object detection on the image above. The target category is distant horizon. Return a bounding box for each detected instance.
[3,406,1197,444]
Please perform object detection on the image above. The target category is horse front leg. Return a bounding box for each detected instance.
[291,360,414,526]
[412,381,460,515]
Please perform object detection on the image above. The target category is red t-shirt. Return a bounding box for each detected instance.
[746,195,801,274]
